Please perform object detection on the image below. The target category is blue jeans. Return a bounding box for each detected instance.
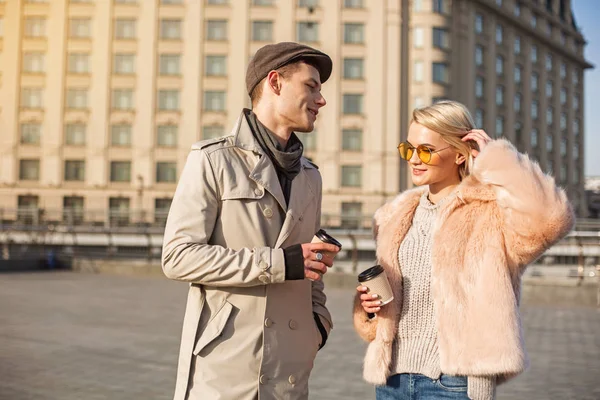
[376,373,469,400]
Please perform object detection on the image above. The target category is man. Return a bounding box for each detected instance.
[162,42,340,400]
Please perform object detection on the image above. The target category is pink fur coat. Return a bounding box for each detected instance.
[353,139,574,385]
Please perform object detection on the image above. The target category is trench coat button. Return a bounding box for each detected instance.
[298,215,303,221]
[259,260,268,270]
[260,374,269,384]
[263,208,273,218]
[288,319,298,330]
[264,318,273,328]
[254,188,262,196]
[258,274,270,284]
[288,375,296,385]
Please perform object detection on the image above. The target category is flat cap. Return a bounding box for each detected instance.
[246,42,332,95]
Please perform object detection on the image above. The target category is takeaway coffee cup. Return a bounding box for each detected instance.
[311,229,342,258]
[358,265,394,305]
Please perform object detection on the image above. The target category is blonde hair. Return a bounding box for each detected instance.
[411,100,478,180]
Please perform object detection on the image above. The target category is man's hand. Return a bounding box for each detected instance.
[300,242,340,281]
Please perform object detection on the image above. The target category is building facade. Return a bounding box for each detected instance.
[0,0,591,230]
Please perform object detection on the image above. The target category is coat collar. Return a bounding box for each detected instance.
[229,110,317,246]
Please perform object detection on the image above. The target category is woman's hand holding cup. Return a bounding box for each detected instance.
[357,285,383,313]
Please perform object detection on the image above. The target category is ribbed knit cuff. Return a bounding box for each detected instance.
[467,376,496,400]
[283,244,304,280]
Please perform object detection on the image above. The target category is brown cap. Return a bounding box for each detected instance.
[246,42,333,95]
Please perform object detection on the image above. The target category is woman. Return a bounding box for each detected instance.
[353,101,574,400]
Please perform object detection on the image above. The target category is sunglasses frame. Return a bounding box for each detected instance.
[397,142,451,164]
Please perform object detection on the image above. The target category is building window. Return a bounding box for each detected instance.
[413,27,424,48]
[162,0,183,3]
[495,85,504,106]
[111,124,131,146]
[298,0,318,7]
[65,124,86,145]
[69,18,91,38]
[574,119,580,136]
[205,55,227,76]
[23,52,45,73]
[545,54,553,71]
[574,95,579,110]
[560,113,567,131]
[531,101,539,120]
[475,13,483,34]
[514,64,522,84]
[341,166,362,187]
[157,125,178,147]
[297,22,319,42]
[343,58,364,79]
[496,55,504,75]
[252,21,273,42]
[344,0,363,7]
[204,91,226,111]
[66,88,88,109]
[203,125,224,140]
[114,19,136,39]
[160,19,182,40]
[475,45,483,67]
[531,13,537,29]
[475,108,484,127]
[63,196,84,225]
[531,73,538,91]
[573,143,580,160]
[154,198,172,225]
[514,2,521,17]
[21,88,43,109]
[514,36,521,54]
[432,27,449,49]
[21,123,41,145]
[546,135,553,153]
[156,162,177,183]
[115,0,137,3]
[414,0,423,12]
[112,89,134,110]
[475,77,484,99]
[113,53,135,74]
[546,21,552,36]
[573,69,579,85]
[433,63,449,84]
[25,17,46,38]
[531,129,538,147]
[531,45,538,63]
[413,61,424,82]
[546,107,553,126]
[342,129,362,151]
[64,160,85,181]
[208,0,228,4]
[297,130,317,151]
[206,20,228,41]
[514,93,522,113]
[253,0,274,5]
[158,90,180,111]
[342,94,363,114]
[560,87,567,105]
[19,160,40,181]
[433,0,450,14]
[159,54,180,75]
[341,202,362,229]
[110,161,131,182]
[546,80,553,97]
[68,53,90,74]
[495,116,504,137]
[109,197,130,226]
[495,24,503,44]
[344,23,364,44]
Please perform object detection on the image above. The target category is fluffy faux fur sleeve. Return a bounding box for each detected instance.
[470,139,575,268]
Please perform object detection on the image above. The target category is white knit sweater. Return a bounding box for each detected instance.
[392,192,496,400]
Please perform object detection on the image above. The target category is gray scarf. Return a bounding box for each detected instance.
[244,109,304,205]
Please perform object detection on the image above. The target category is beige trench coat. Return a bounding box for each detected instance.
[162,111,332,400]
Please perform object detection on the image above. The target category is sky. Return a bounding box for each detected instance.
[574,0,600,177]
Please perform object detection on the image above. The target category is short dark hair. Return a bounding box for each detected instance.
[250,58,321,107]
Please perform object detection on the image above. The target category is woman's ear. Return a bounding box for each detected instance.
[455,152,467,165]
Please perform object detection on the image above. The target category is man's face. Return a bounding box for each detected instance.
[274,62,327,133]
